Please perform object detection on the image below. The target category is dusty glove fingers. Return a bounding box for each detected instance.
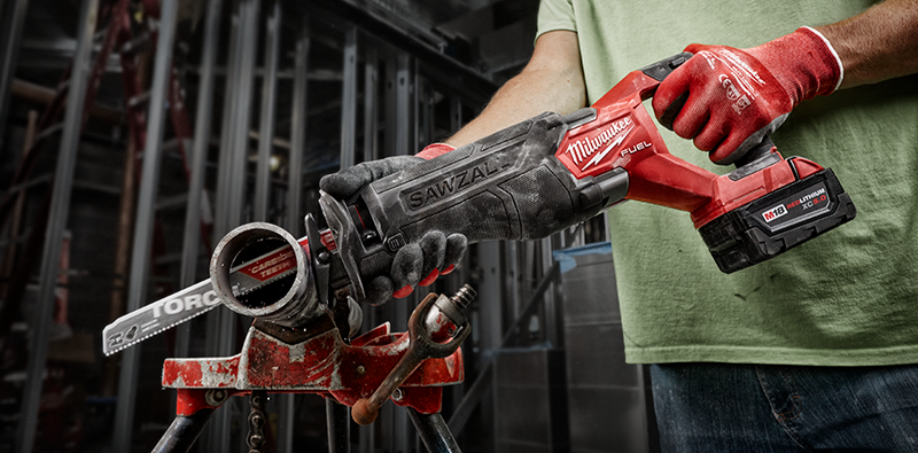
[391,231,468,295]
[412,232,469,288]
[363,275,395,306]
[441,234,467,275]
[390,243,424,298]
[319,156,425,199]
[418,231,447,287]
[364,232,468,303]
[391,230,447,295]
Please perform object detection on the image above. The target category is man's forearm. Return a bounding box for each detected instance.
[445,31,586,148]
[816,0,918,89]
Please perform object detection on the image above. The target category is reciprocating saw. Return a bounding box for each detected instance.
[103,53,856,356]
[327,52,856,293]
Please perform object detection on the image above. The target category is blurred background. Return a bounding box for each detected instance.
[0,0,659,451]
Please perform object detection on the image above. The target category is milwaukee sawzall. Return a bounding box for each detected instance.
[104,52,856,356]
[336,52,856,281]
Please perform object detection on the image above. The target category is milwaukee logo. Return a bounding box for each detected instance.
[408,157,508,208]
[565,117,634,171]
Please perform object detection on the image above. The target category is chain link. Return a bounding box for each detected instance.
[247,390,268,453]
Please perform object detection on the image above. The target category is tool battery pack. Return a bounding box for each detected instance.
[699,168,857,273]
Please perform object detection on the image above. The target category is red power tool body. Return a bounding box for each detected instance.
[553,53,857,271]
[321,53,855,288]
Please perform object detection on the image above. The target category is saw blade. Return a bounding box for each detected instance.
[227,240,300,295]
[102,237,306,356]
[102,279,218,356]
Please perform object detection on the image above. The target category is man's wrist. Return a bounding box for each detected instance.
[748,26,844,104]
[799,26,845,93]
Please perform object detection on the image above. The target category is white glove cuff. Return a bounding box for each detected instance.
[801,26,845,92]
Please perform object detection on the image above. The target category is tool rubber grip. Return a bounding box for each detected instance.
[324,110,628,296]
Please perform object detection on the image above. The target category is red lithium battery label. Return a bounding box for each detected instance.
[756,182,831,233]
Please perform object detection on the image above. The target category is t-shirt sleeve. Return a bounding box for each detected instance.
[536,0,577,43]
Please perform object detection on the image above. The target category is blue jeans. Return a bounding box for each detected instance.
[651,363,918,452]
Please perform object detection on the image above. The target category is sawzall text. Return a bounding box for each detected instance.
[408,157,508,208]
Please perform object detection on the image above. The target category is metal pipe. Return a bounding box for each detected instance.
[326,401,351,453]
[269,20,306,445]
[202,6,239,451]
[14,0,98,451]
[151,409,216,453]
[254,0,281,221]
[276,391,295,453]
[380,49,416,453]
[339,26,358,170]
[394,52,414,156]
[0,0,30,150]
[0,110,36,301]
[112,0,180,450]
[362,47,378,163]
[209,1,261,449]
[209,222,318,324]
[450,96,462,133]
[417,75,433,146]
[447,263,560,437]
[287,20,309,234]
[542,236,559,347]
[177,0,224,358]
[252,6,295,451]
[103,108,137,398]
[304,1,496,105]
[214,8,239,238]
[359,48,378,453]
[11,79,124,124]
[408,410,462,453]
[226,0,259,228]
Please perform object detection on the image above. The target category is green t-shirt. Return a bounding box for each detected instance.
[538,0,918,365]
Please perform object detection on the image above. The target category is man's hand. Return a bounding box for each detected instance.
[652,27,842,165]
[318,147,467,305]
[319,30,586,304]
[319,155,425,200]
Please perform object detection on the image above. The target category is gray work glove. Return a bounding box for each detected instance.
[319,156,468,305]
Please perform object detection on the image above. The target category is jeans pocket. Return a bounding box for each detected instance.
[756,365,802,423]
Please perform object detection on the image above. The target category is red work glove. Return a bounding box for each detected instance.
[652,26,843,165]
